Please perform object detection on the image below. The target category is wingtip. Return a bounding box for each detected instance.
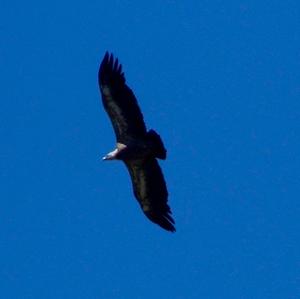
[164,223,176,233]
[99,51,124,86]
[144,211,176,233]
[100,51,112,68]
[163,216,176,232]
[160,220,176,233]
[101,51,110,65]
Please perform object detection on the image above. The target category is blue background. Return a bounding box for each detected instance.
[1,1,299,298]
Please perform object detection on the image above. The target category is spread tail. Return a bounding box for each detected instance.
[147,129,167,160]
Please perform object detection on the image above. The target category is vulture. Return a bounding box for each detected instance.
[98,52,175,232]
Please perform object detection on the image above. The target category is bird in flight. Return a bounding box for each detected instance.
[98,52,175,232]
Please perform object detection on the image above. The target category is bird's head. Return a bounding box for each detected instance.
[102,148,119,161]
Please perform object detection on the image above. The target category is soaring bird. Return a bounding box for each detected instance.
[98,52,175,232]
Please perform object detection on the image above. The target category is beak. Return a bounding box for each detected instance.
[102,154,114,161]
[102,148,118,161]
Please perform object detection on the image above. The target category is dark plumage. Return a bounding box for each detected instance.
[98,52,175,232]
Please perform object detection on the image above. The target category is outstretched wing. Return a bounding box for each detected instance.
[124,158,175,232]
[98,52,147,144]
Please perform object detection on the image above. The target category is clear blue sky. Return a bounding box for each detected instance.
[1,1,299,298]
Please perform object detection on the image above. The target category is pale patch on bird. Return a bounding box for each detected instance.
[102,143,127,160]
[101,86,112,97]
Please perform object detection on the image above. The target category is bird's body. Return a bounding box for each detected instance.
[98,52,175,232]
